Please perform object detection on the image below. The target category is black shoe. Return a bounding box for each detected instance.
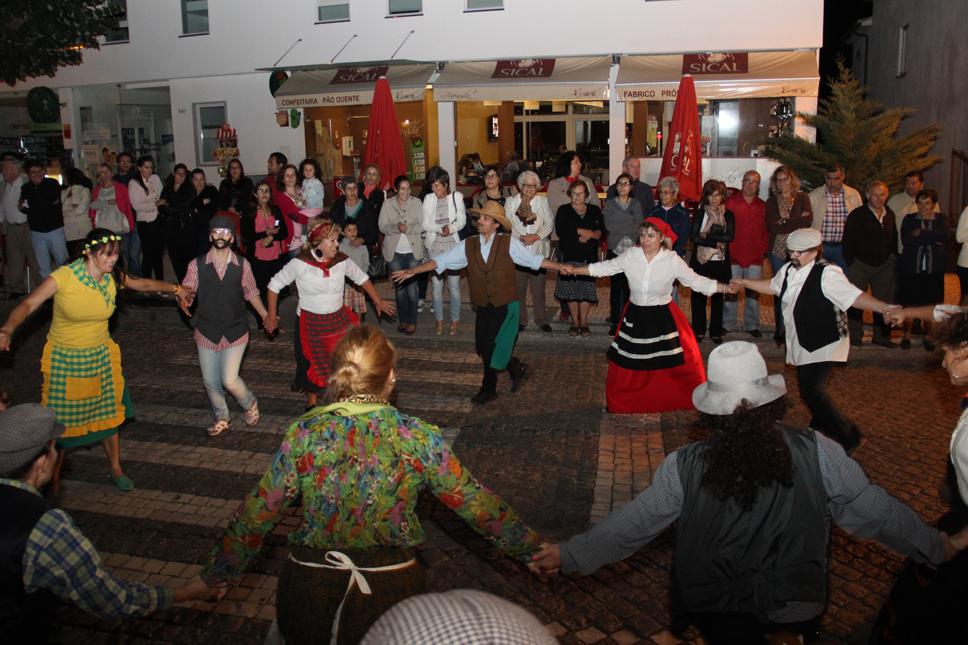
[510,362,529,393]
[774,334,785,348]
[696,335,704,343]
[872,338,898,348]
[711,336,724,345]
[843,431,867,455]
[849,338,863,348]
[608,325,617,336]
[900,338,911,350]
[518,324,527,333]
[539,324,552,333]
[747,329,762,338]
[470,389,498,405]
[924,339,936,351]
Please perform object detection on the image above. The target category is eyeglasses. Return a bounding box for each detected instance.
[617,181,631,186]
[211,228,233,237]
[256,188,271,194]
[485,173,499,179]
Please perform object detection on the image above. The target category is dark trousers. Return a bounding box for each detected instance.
[388,252,420,325]
[796,361,860,449]
[607,250,630,325]
[958,266,968,299]
[137,219,166,280]
[690,612,820,645]
[690,258,730,337]
[475,303,520,393]
[165,224,198,283]
[846,257,895,343]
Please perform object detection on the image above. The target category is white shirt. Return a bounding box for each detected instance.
[506,194,553,259]
[769,260,862,366]
[0,174,27,224]
[952,409,968,503]
[433,233,544,273]
[588,247,718,306]
[267,257,368,315]
[127,175,163,222]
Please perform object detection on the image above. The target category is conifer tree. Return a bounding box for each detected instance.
[1,1,119,86]
[761,62,940,192]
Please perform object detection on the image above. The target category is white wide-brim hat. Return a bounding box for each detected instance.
[692,341,786,415]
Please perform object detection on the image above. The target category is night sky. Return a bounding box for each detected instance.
[819,0,873,95]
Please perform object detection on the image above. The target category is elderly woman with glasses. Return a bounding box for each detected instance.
[689,179,736,344]
[507,170,554,333]
[470,164,514,239]
[603,172,644,334]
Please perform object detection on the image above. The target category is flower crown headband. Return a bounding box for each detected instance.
[83,234,122,252]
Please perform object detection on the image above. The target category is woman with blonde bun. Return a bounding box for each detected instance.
[202,325,542,644]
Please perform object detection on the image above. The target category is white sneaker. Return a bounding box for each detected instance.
[417,299,424,313]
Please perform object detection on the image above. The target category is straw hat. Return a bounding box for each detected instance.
[467,200,512,231]
[692,341,786,415]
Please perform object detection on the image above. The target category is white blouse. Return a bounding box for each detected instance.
[952,409,968,504]
[268,257,369,315]
[588,247,719,306]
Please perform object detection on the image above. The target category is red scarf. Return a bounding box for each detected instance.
[300,252,347,277]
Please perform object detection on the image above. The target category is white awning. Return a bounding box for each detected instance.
[274,64,435,109]
[432,57,611,102]
[616,51,819,101]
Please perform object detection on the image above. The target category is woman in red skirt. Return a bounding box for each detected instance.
[566,218,734,413]
[264,221,395,409]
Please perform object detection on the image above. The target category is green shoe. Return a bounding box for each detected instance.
[109,473,135,492]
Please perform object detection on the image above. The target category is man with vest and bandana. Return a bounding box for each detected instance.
[731,228,896,452]
[531,342,967,644]
[391,200,566,404]
[180,214,269,437]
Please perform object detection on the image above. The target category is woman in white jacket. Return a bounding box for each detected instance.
[421,166,465,335]
[128,155,166,280]
[506,170,553,332]
[61,168,92,256]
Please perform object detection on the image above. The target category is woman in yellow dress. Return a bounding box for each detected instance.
[0,228,193,491]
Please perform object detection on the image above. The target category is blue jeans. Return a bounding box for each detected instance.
[389,252,420,325]
[30,228,69,279]
[724,263,763,331]
[431,271,461,323]
[121,230,142,276]
[822,243,847,272]
[197,343,255,421]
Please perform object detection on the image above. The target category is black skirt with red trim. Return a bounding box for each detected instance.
[605,302,706,413]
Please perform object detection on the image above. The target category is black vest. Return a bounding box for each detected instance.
[193,253,249,345]
[780,261,846,352]
[0,482,56,640]
[673,426,828,616]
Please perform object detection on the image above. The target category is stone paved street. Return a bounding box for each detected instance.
[0,277,961,644]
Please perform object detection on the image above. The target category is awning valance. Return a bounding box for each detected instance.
[274,64,435,109]
[432,57,611,102]
[616,51,819,101]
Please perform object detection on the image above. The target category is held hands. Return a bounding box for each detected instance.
[0,329,12,352]
[175,286,195,317]
[263,313,279,334]
[882,304,903,326]
[557,264,575,276]
[173,577,228,604]
[723,282,739,295]
[528,543,562,577]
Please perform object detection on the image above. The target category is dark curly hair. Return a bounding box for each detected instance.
[933,310,968,349]
[697,397,793,511]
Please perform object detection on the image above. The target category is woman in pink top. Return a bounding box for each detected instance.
[241,180,288,301]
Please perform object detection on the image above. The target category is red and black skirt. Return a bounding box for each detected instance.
[605,302,706,413]
[293,307,359,393]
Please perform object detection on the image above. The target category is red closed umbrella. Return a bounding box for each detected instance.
[659,74,703,202]
[363,76,407,190]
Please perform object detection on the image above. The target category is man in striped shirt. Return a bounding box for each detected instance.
[0,404,217,641]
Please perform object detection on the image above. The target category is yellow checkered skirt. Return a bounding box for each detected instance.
[41,339,131,447]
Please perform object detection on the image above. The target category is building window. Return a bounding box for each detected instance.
[388,0,421,17]
[181,0,210,35]
[896,24,908,77]
[466,0,503,10]
[194,102,226,166]
[103,0,129,43]
[317,1,350,23]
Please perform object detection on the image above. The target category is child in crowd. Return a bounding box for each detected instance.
[294,159,325,248]
[339,221,370,322]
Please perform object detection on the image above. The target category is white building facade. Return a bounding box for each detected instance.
[3,0,823,193]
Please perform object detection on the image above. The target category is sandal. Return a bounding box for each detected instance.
[244,401,260,426]
[580,326,591,337]
[435,321,444,336]
[449,321,459,336]
[568,326,579,337]
[207,418,230,437]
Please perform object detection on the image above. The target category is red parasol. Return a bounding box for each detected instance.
[658,74,703,202]
[363,76,407,190]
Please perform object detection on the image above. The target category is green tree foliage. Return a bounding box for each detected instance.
[1,0,120,86]
[762,62,940,192]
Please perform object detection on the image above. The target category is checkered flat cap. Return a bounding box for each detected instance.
[0,404,64,473]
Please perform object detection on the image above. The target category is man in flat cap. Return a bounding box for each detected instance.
[732,228,897,451]
[0,404,217,640]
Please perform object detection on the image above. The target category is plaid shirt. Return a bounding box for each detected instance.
[821,190,848,243]
[4,478,174,621]
[182,249,260,351]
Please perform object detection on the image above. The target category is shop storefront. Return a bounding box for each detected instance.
[274,63,435,195]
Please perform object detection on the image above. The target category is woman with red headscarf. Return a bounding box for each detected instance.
[564,217,735,412]
[263,220,395,409]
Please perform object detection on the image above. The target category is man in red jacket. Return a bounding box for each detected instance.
[90,163,139,274]
[724,170,768,337]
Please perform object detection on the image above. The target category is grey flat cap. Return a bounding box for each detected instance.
[0,404,64,473]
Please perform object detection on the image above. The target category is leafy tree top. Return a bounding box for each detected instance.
[1,0,120,86]
[762,61,940,193]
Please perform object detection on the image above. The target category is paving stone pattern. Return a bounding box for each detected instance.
[0,276,961,644]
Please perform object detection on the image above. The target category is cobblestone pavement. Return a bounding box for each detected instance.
[0,275,961,644]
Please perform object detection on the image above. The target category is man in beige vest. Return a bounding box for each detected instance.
[391,201,565,404]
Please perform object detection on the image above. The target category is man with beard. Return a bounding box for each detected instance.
[531,342,967,644]
[731,228,896,452]
[179,214,269,437]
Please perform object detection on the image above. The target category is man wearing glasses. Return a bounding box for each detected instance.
[731,228,897,453]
